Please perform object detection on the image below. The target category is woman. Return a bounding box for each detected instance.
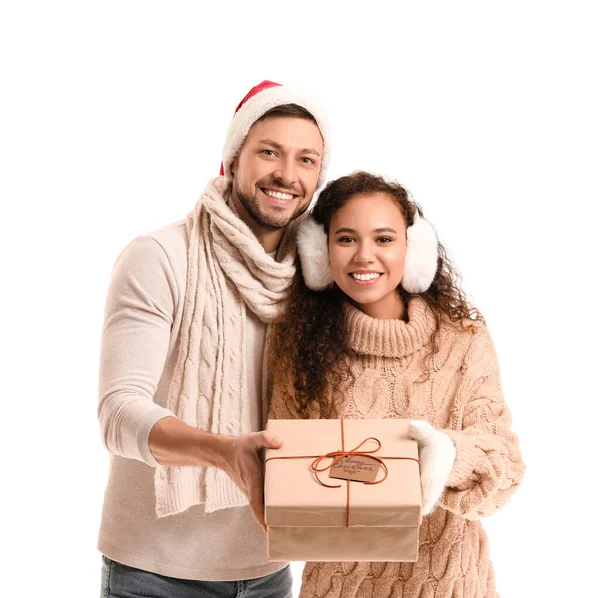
[267,171,525,598]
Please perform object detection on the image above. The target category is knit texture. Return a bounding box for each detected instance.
[267,298,525,598]
[155,176,299,517]
[98,220,287,581]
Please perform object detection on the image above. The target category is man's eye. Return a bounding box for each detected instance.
[261,150,275,156]
[301,157,314,164]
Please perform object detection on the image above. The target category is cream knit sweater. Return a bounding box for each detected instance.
[267,298,525,598]
[98,220,286,581]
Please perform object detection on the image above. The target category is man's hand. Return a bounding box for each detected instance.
[219,431,283,532]
[148,417,283,531]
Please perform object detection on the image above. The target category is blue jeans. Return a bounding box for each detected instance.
[100,556,293,598]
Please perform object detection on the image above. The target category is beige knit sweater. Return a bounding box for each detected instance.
[267,298,525,598]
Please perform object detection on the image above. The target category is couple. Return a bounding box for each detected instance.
[97,81,525,598]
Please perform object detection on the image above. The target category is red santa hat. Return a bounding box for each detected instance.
[221,80,330,188]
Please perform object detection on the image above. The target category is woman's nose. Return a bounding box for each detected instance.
[352,243,375,264]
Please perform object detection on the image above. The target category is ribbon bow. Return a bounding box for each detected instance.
[310,436,389,488]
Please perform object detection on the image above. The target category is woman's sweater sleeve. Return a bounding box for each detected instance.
[97,235,177,466]
[438,326,525,519]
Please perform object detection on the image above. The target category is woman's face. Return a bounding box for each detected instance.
[328,192,408,319]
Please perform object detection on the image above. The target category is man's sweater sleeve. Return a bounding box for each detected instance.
[438,326,526,519]
[98,235,178,466]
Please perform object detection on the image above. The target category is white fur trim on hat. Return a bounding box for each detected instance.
[401,212,439,293]
[222,86,330,189]
[297,217,333,290]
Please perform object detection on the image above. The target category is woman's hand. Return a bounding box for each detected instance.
[408,420,456,515]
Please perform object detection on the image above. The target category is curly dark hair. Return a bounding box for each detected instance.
[269,171,484,418]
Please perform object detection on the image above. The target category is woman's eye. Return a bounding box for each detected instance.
[377,237,393,244]
[338,236,355,243]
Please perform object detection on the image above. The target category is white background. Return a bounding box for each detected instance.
[1,1,598,596]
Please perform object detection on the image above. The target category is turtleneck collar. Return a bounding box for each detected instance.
[344,297,436,358]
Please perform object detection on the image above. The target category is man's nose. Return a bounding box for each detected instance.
[272,157,299,188]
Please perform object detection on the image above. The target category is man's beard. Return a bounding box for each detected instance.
[234,180,309,230]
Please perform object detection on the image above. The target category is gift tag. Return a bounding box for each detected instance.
[328,455,382,483]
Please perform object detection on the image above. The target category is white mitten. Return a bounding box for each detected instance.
[408,420,456,515]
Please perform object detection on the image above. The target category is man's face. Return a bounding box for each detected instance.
[231,116,323,230]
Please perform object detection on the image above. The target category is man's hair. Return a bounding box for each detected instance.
[258,103,317,125]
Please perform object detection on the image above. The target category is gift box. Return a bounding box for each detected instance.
[264,418,422,562]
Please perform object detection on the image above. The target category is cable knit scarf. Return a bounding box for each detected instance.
[154,177,298,518]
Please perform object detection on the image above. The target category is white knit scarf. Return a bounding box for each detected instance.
[154,177,298,517]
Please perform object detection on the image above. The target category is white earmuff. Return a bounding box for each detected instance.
[401,210,438,293]
[297,217,334,290]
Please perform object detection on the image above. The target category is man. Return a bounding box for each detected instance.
[97,80,330,597]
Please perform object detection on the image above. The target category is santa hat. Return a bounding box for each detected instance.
[221,80,330,188]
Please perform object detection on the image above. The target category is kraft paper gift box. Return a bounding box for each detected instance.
[264,418,422,562]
